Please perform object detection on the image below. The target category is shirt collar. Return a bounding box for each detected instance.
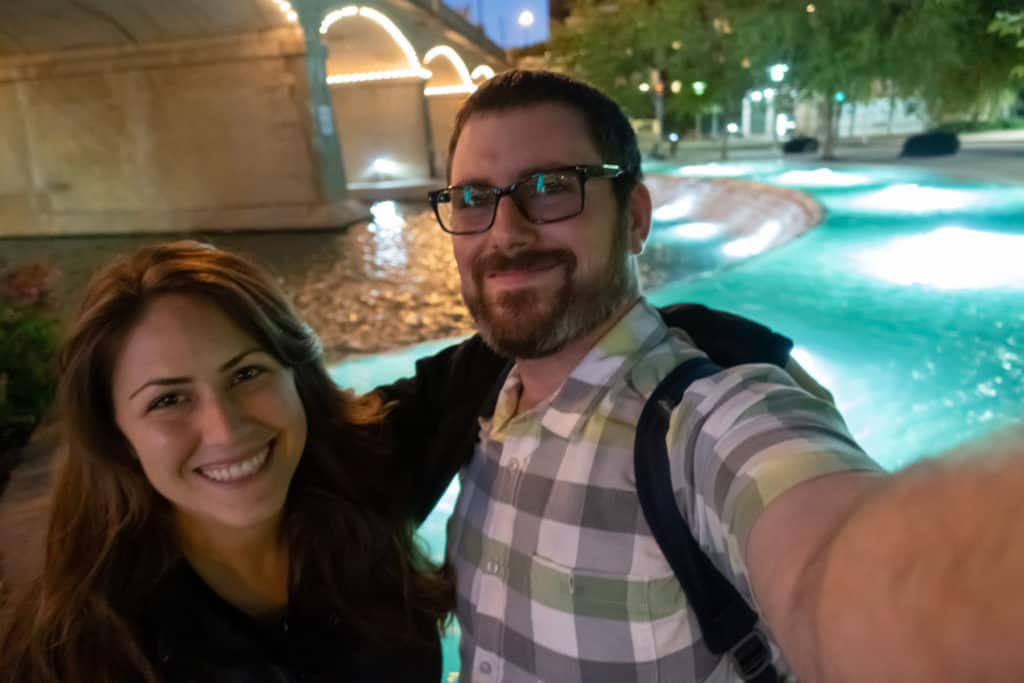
[484,299,669,440]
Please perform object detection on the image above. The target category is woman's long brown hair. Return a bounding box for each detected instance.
[0,241,452,682]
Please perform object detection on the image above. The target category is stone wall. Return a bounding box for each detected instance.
[426,93,465,178]
[0,29,365,236]
[331,80,434,183]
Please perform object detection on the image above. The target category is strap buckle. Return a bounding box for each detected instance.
[729,628,773,681]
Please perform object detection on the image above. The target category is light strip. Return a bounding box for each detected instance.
[471,65,496,81]
[423,45,474,86]
[425,84,477,96]
[320,6,358,32]
[327,68,431,85]
[272,0,299,22]
[321,6,420,73]
[321,6,429,85]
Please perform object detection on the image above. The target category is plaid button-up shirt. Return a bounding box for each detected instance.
[448,300,878,682]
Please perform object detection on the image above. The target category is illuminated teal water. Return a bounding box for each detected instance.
[331,163,1024,680]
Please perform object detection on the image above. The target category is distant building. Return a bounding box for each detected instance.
[443,0,550,49]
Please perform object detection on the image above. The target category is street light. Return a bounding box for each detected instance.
[639,82,651,92]
[517,9,535,28]
[769,63,789,83]
[692,80,707,96]
[751,91,764,103]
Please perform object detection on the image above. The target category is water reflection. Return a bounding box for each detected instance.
[368,201,409,272]
[2,197,774,360]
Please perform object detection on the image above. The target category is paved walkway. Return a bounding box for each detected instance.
[669,130,1024,185]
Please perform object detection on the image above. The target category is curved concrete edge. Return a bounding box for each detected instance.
[644,174,825,245]
[3,198,372,237]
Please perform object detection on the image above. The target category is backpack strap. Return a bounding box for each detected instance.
[634,357,777,682]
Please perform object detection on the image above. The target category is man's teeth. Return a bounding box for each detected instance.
[199,446,270,482]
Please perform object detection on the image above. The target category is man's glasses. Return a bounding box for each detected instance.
[427,164,628,235]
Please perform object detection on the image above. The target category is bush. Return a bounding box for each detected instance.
[901,130,960,157]
[782,136,819,154]
[0,263,61,473]
[939,118,1024,133]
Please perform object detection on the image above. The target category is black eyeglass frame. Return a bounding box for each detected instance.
[427,163,629,235]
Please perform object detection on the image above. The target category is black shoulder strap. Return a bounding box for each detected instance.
[634,357,777,682]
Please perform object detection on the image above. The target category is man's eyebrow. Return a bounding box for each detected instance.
[127,348,264,400]
[452,164,575,188]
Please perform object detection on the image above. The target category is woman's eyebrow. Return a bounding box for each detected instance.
[219,347,263,371]
[128,348,264,400]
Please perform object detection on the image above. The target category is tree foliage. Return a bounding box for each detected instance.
[548,1,755,129]
[546,0,1023,156]
[990,10,1024,80]
[889,0,1022,122]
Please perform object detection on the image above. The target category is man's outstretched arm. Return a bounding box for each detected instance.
[748,426,1024,681]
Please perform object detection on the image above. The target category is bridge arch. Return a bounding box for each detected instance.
[421,44,476,173]
[320,5,433,182]
[471,64,496,83]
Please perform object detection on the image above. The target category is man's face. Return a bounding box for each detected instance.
[448,103,648,358]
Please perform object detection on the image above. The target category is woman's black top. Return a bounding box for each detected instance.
[140,561,441,683]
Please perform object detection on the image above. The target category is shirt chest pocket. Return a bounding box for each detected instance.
[529,551,655,624]
[527,552,666,671]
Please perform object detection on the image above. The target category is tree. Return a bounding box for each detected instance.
[890,0,1022,123]
[990,11,1024,80]
[547,0,754,155]
[547,1,1023,161]
[731,1,908,159]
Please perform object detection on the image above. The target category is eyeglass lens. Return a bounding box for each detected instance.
[438,170,584,234]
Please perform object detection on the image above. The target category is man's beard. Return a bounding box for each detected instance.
[462,223,637,359]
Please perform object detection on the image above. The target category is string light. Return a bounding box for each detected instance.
[423,46,474,86]
[322,6,431,85]
[471,65,496,81]
[327,68,431,85]
[424,84,477,96]
[272,0,299,23]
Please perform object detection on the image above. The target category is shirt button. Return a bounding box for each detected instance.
[485,560,500,574]
[480,661,493,674]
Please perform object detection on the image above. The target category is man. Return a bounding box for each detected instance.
[414,69,1024,682]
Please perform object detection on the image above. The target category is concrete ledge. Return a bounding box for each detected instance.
[3,199,371,237]
[348,178,442,203]
[645,174,824,240]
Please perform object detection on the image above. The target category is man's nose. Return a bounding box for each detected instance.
[489,194,538,250]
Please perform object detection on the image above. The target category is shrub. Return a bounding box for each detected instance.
[0,262,61,475]
[940,117,1024,133]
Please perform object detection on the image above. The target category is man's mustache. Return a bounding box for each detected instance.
[473,249,576,279]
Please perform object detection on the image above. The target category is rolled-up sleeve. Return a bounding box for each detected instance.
[667,363,882,602]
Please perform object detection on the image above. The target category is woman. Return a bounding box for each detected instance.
[0,241,450,683]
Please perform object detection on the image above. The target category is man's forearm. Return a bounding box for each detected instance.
[810,428,1024,681]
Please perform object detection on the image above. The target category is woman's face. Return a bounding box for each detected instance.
[111,294,307,537]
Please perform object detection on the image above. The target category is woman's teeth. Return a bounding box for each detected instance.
[198,445,270,482]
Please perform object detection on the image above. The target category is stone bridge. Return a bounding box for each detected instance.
[0,0,507,235]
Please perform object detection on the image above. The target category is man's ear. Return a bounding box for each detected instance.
[626,182,652,255]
